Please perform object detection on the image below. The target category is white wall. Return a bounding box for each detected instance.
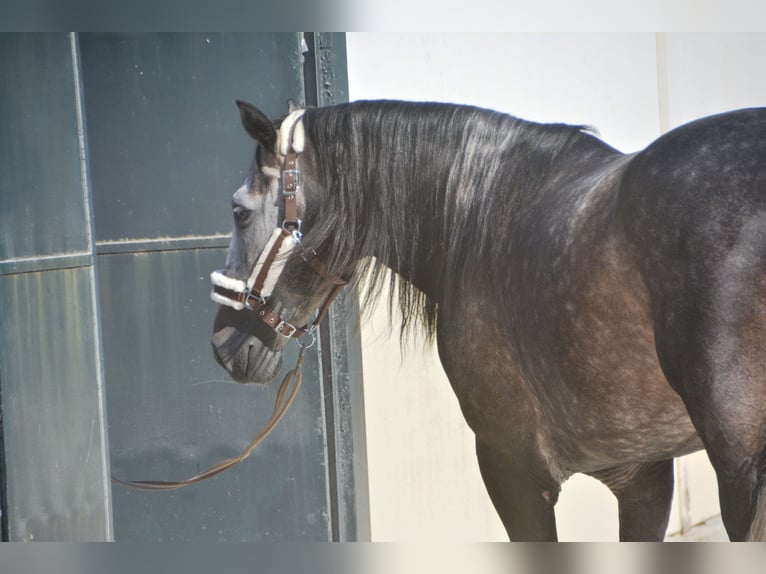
[345,32,766,541]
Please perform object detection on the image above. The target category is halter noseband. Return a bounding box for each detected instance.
[210,112,347,344]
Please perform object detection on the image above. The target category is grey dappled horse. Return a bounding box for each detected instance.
[211,99,766,541]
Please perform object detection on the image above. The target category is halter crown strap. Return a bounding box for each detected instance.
[282,152,300,229]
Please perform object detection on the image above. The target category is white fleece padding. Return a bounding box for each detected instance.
[249,228,296,298]
[210,228,296,310]
[279,110,306,156]
[210,289,245,310]
[210,270,246,293]
[261,165,281,178]
[291,119,305,153]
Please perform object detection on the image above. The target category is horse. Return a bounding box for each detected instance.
[210,98,766,541]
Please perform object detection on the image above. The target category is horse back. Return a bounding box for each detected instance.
[619,107,766,237]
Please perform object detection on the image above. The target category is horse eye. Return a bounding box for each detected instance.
[233,206,252,224]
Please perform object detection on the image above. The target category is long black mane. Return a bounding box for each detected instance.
[299,100,613,338]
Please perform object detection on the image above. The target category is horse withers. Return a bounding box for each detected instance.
[210,99,766,541]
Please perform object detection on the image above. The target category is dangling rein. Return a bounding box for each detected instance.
[111,346,307,491]
[113,109,347,491]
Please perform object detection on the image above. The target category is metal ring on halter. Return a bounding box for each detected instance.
[282,219,303,243]
[283,219,303,243]
[296,330,316,350]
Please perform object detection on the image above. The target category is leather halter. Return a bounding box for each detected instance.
[210,142,347,344]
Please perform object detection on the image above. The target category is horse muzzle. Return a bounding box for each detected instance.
[211,318,284,384]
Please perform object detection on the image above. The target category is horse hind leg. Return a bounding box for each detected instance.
[589,460,675,541]
[657,312,766,540]
[651,235,766,540]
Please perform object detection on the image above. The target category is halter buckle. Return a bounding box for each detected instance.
[282,169,300,195]
[300,248,318,263]
[242,289,265,310]
[275,320,298,338]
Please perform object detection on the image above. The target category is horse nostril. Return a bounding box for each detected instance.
[211,342,227,370]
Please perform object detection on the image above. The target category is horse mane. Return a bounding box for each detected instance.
[298,100,605,341]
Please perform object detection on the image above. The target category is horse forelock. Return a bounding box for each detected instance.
[298,101,602,340]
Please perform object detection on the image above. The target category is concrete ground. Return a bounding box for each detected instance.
[666,515,728,541]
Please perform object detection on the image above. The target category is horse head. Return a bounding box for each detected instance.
[210,100,347,384]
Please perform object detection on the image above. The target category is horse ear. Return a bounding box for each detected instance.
[287,99,304,114]
[236,100,277,153]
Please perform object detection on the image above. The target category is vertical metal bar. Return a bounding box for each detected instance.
[69,32,114,540]
[302,32,342,542]
[0,372,8,541]
[313,33,350,107]
[677,457,693,535]
[324,288,371,542]
[307,32,371,541]
[301,33,318,108]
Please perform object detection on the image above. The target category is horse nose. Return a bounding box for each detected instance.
[211,326,238,374]
[211,305,248,372]
[211,326,263,383]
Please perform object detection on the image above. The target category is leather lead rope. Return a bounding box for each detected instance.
[112,345,307,491]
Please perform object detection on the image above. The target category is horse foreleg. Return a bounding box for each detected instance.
[589,460,674,541]
[475,439,560,541]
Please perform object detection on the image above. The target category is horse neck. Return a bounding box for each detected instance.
[307,102,617,305]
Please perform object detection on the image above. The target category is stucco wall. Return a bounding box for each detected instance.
[345,32,766,541]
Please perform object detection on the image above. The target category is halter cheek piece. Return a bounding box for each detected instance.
[210,113,347,345]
